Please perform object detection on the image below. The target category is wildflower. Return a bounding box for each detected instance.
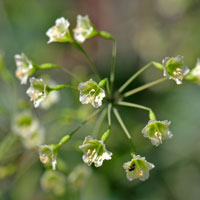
[39,145,57,170]
[12,111,39,138]
[185,58,200,84]
[68,165,91,189]
[142,120,173,146]
[78,79,105,108]
[22,127,45,149]
[79,136,112,167]
[26,77,47,108]
[15,53,34,84]
[73,15,95,43]
[40,76,59,109]
[41,170,66,196]
[162,55,190,84]
[123,154,155,181]
[46,17,72,43]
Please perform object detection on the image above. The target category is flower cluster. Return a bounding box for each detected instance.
[14,14,200,185]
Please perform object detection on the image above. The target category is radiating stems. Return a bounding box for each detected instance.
[72,41,100,81]
[117,101,156,120]
[118,61,164,94]
[123,77,167,98]
[118,62,152,93]
[113,108,135,154]
[56,107,103,149]
[60,67,81,81]
[110,39,117,95]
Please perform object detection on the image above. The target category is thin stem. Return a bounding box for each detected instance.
[118,61,164,94]
[92,108,107,138]
[117,101,156,120]
[57,107,103,149]
[49,84,77,91]
[72,41,100,81]
[123,77,167,98]
[107,103,112,128]
[110,39,117,95]
[113,108,135,154]
[60,67,81,81]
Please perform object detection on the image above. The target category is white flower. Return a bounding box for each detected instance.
[79,136,112,167]
[39,145,57,170]
[162,55,190,84]
[41,170,66,196]
[46,17,71,43]
[12,111,39,138]
[15,53,34,84]
[123,155,155,181]
[26,77,47,108]
[185,58,200,84]
[22,127,45,149]
[73,15,94,43]
[78,79,105,108]
[40,77,59,109]
[142,120,173,146]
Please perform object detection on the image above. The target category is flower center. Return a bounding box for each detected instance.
[135,170,143,178]
[155,131,162,142]
[87,149,96,159]
[173,68,183,77]
[40,154,50,164]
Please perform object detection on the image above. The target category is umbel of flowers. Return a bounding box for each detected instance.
[14,14,199,183]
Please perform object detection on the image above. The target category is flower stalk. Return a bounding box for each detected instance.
[123,77,167,98]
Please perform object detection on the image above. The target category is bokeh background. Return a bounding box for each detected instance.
[1,0,200,199]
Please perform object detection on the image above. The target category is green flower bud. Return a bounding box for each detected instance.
[162,55,190,84]
[79,136,112,167]
[78,79,105,108]
[123,154,154,181]
[142,120,173,146]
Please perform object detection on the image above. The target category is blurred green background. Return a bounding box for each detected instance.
[1,0,200,199]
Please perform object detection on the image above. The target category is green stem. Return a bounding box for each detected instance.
[72,41,100,81]
[56,107,103,149]
[113,108,136,154]
[49,84,77,91]
[123,77,167,98]
[92,108,107,138]
[60,67,81,81]
[107,103,112,128]
[110,39,117,95]
[118,61,164,94]
[117,101,156,120]
[101,129,110,142]
[38,63,59,70]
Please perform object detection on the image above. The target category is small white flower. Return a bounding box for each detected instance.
[39,145,57,170]
[123,155,155,181]
[26,77,47,108]
[162,55,190,85]
[40,77,59,109]
[46,17,71,43]
[142,120,173,146]
[78,79,105,108]
[22,127,45,149]
[79,136,112,167]
[186,58,200,84]
[73,15,94,43]
[12,111,39,138]
[15,53,34,84]
[41,170,66,196]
